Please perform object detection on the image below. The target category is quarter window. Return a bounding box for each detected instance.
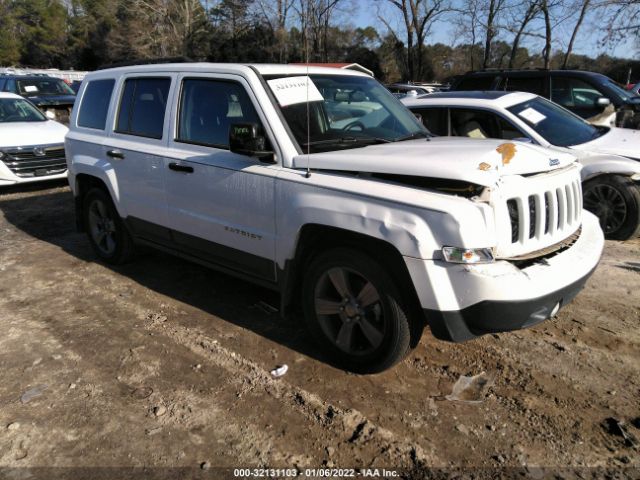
[177,79,261,148]
[116,77,171,139]
[78,79,115,130]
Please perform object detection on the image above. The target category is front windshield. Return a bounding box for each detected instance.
[0,98,46,123]
[265,74,428,153]
[507,96,602,147]
[17,78,75,96]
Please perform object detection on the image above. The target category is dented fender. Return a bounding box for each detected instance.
[274,169,496,268]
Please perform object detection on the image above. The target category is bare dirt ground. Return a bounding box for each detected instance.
[0,182,638,479]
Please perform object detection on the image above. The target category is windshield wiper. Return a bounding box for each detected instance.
[394,131,430,142]
[591,126,608,140]
[301,136,391,148]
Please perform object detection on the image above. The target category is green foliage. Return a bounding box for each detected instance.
[0,0,636,86]
[0,1,21,65]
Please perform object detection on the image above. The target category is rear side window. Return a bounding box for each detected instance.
[411,107,448,135]
[177,78,261,148]
[78,79,115,130]
[450,108,499,139]
[116,77,171,139]
[455,76,496,91]
[503,76,545,96]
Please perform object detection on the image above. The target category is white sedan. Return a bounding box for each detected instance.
[0,92,68,186]
[403,91,640,240]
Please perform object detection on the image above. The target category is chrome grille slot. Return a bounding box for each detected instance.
[1,145,67,178]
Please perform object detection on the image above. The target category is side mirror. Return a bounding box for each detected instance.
[596,97,611,107]
[229,123,275,163]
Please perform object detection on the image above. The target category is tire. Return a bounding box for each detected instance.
[583,175,640,241]
[83,187,135,264]
[302,248,413,373]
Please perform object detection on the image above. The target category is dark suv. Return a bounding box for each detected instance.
[0,74,76,125]
[451,69,640,129]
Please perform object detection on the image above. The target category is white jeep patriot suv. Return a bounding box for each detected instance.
[65,63,604,372]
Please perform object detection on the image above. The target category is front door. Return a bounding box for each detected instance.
[551,76,605,120]
[163,74,278,283]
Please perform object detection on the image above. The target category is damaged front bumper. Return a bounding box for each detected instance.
[404,211,604,342]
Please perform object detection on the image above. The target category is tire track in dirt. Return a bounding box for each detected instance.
[142,312,442,468]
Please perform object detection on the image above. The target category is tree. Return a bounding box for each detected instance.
[562,0,592,68]
[13,0,68,68]
[0,1,21,65]
[452,0,481,70]
[482,0,507,68]
[256,0,295,61]
[507,0,541,68]
[540,0,552,68]
[379,0,450,80]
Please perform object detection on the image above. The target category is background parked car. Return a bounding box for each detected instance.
[0,92,68,186]
[627,83,640,96]
[450,69,640,129]
[386,83,439,98]
[403,91,640,240]
[0,74,76,125]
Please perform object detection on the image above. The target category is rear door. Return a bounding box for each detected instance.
[103,74,175,241]
[502,74,548,97]
[162,74,278,283]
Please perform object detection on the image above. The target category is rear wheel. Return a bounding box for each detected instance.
[583,175,640,240]
[83,188,135,264]
[302,248,413,373]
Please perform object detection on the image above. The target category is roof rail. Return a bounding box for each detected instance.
[465,67,551,74]
[98,57,194,70]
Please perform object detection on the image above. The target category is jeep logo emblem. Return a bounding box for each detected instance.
[33,147,46,157]
[549,158,560,166]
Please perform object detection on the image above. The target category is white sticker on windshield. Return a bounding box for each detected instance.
[267,76,323,107]
[518,107,546,125]
[24,85,38,93]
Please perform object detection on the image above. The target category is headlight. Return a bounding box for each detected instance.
[0,151,4,160]
[45,109,57,120]
[442,246,494,264]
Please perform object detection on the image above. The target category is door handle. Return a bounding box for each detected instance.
[168,162,194,173]
[106,149,125,160]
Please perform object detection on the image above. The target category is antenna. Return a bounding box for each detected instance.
[304,2,311,179]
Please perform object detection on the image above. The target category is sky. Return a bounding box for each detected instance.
[347,0,636,60]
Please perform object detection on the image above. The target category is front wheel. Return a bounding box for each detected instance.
[83,188,135,264]
[302,248,414,373]
[583,175,640,240]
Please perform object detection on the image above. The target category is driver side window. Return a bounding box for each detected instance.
[552,77,602,108]
[177,78,264,149]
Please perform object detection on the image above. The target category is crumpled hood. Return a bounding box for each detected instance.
[292,137,576,187]
[0,120,68,148]
[573,127,640,160]
[25,94,76,107]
